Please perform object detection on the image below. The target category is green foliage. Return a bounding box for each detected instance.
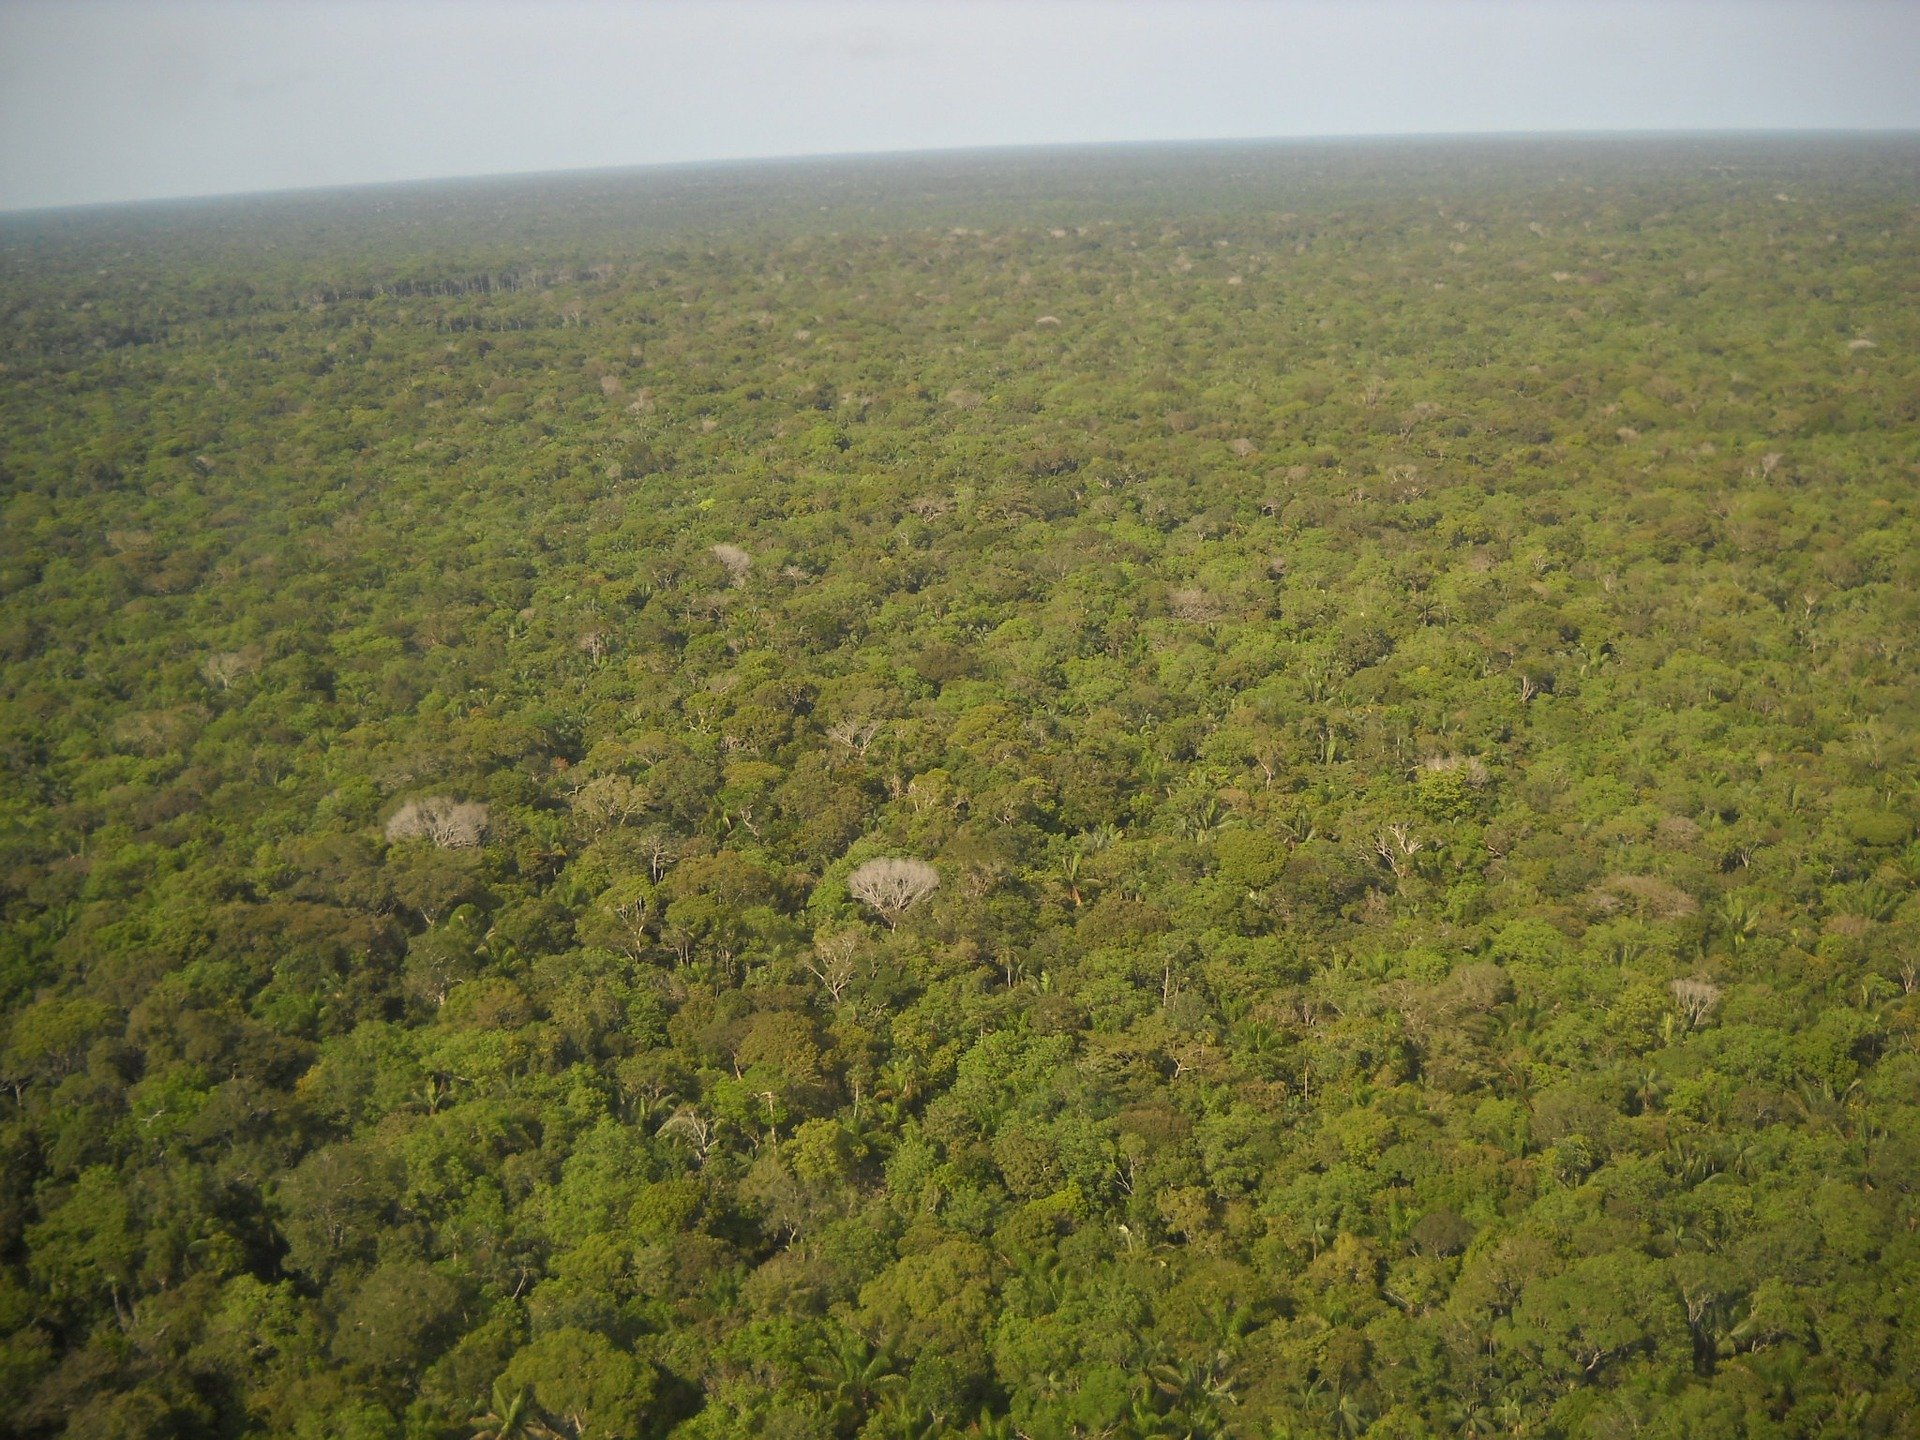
[2,136,1919,1436]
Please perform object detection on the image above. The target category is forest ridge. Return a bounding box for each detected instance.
[0,137,1917,1438]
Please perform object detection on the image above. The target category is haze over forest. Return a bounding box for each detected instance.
[4,0,1920,211]
[2,24,1918,1439]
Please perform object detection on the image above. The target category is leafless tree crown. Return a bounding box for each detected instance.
[711,543,752,586]
[1168,587,1221,623]
[385,796,490,850]
[804,928,867,1002]
[201,650,258,690]
[1670,977,1723,1028]
[826,717,884,757]
[846,857,939,927]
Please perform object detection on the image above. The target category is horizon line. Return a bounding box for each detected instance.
[6,125,1917,220]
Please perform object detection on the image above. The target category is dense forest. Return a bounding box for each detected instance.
[1,137,1917,1439]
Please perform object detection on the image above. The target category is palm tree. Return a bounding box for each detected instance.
[813,1329,904,1425]
[1446,1397,1501,1437]
[470,1382,560,1440]
[868,1391,944,1440]
[1330,1393,1369,1439]
[1136,1356,1234,1438]
[1058,849,1086,907]
[1015,1252,1068,1315]
[1790,1077,1862,1136]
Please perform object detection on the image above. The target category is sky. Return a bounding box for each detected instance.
[1,0,1916,212]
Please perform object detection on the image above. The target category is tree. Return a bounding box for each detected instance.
[1670,977,1722,1029]
[386,796,491,850]
[498,1329,659,1440]
[470,1381,562,1440]
[803,927,866,1004]
[711,542,753,586]
[1505,1254,1688,1386]
[332,1260,464,1376]
[847,857,940,929]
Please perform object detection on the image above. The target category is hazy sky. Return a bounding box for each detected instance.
[2,0,1916,211]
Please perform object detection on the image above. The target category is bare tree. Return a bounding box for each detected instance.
[847,857,940,929]
[1168,587,1221,623]
[826,717,884,758]
[711,542,752,586]
[638,827,680,883]
[385,796,490,849]
[201,650,258,690]
[803,928,866,1004]
[1372,823,1425,884]
[1251,736,1287,790]
[1422,753,1492,787]
[1670,978,1723,1029]
[658,1105,717,1163]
